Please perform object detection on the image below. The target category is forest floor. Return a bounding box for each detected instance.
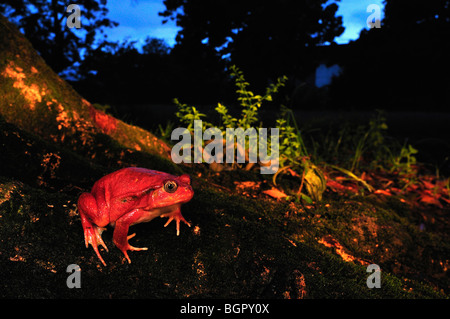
[1,112,449,298]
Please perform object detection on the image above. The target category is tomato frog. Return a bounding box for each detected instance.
[77,167,194,265]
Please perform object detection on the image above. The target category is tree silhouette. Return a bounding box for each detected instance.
[160,0,344,88]
[0,0,117,74]
[383,0,450,30]
[329,0,450,111]
[72,37,175,106]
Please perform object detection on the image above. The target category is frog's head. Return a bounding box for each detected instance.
[152,174,194,208]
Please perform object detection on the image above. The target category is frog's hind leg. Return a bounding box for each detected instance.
[77,192,109,266]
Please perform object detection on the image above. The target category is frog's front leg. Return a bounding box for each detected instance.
[161,207,191,236]
[113,209,148,264]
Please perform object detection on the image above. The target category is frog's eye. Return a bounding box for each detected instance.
[164,180,178,193]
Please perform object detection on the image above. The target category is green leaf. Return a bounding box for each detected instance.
[300,193,314,204]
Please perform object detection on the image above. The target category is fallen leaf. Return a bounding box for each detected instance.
[421,180,436,190]
[326,179,358,194]
[262,187,288,199]
[419,193,443,208]
[374,189,392,196]
[326,179,347,192]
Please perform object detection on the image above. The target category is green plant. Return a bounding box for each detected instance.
[174,65,287,134]
[173,66,328,202]
[224,65,288,130]
[173,98,212,131]
[215,102,237,129]
[174,65,287,170]
[351,110,388,172]
[388,143,418,175]
[327,164,374,193]
[276,105,309,168]
[274,105,326,202]
[158,120,175,143]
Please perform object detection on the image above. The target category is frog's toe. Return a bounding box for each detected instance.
[84,226,108,266]
[163,212,191,236]
[129,245,148,252]
[119,245,148,264]
[114,233,148,264]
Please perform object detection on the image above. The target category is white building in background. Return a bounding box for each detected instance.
[315,63,342,88]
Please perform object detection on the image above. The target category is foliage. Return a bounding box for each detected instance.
[158,120,175,143]
[388,143,418,175]
[215,65,288,131]
[0,0,118,74]
[142,37,171,55]
[74,37,172,104]
[173,98,212,131]
[351,109,388,172]
[274,105,326,202]
[174,64,287,147]
[331,0,450,112]
[160,0,344,88]
[347,110,419,180]
[276,105,309,168]
[174,65,327,202]
[383,0,450,30]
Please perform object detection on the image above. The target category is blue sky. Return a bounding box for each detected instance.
[103,0,385,48]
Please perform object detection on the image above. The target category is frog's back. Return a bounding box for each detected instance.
[92,167,174,199]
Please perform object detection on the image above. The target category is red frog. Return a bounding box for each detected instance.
[77,167,194,265]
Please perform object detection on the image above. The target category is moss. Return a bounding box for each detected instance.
[0,157,447,298]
